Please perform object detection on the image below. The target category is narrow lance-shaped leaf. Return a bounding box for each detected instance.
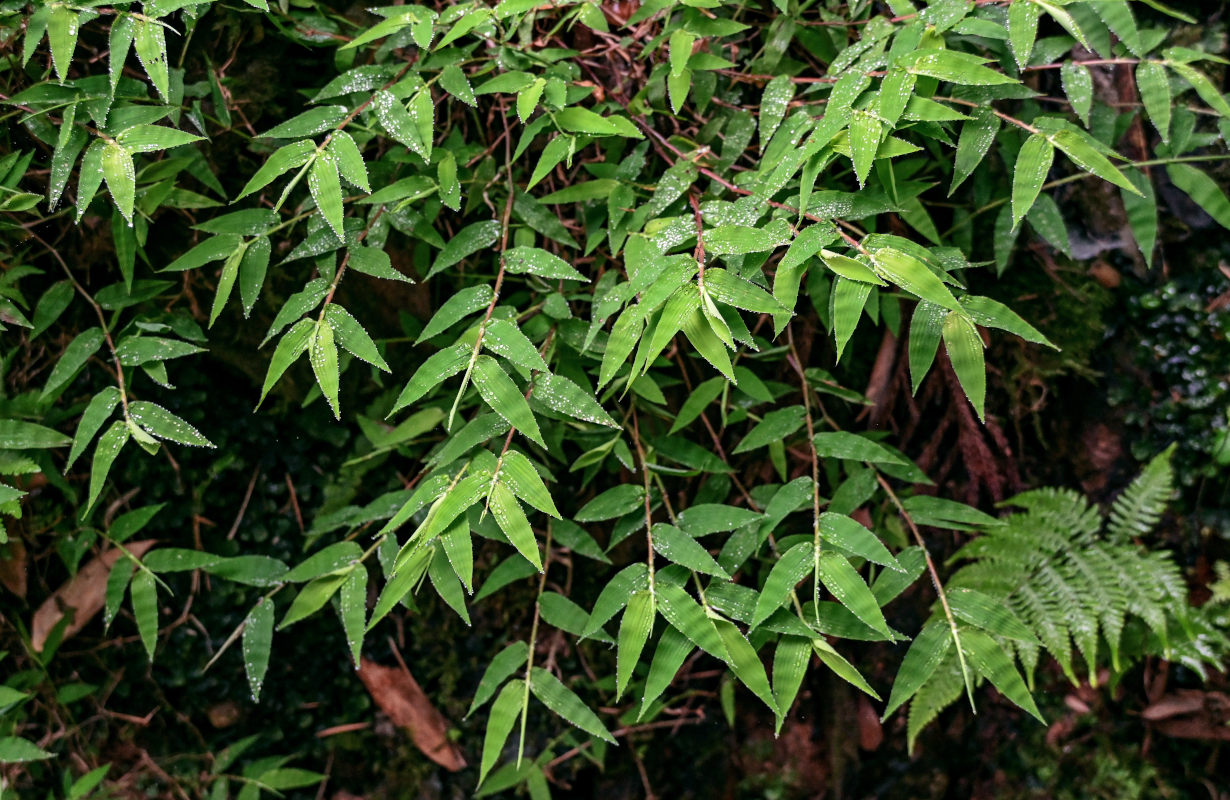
[243,598,275,701]
[942,312,986,421]
[472,356,545,448]
[529,666,616,744]
[86,421,130,513]
[616,591,655,700]
[1012,134,1053,228]
[480,681,524,786]
[129,570,158,662]
[340,567,367,666]
[308,151,345,241]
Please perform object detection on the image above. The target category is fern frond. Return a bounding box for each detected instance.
[1106,445,1175,543]
[906,648,966,752]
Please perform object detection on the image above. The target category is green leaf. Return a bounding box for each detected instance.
[960,296,1055,348]
[883,620,953,719]
[480,681,524,786]
[951,107,1001,194]
[870,248,961,312]
[209,245,244,328]
[128,401,214,447]
[428,542,471,624]
[1135,61,1171,143]
[484,318,548,372]
[816,551,890,637]
[309,321,341,420]
[652,523,729,578]
[1012,134,1054,228]
[1008,0,1041,69]
[468,641,529,717]
[616,590,655,699]
[437,151,460,211]
[473,356,545,448]
[669,29,696,78]
[439,517,473,593]
[1121,168,1158,266]
[41,327,104,400]
[961,628,1044,722]
[489,482,542,570]
[241,598,270,699]
[236,140,317,201]
[45,5,78,82]
[908,301,944,394]
[518,78,545,123]
[760,74,794,145]
[133,18,170,101]
[819,250,885,285]
[1169,62,1230,118]
[430,220,501,277]
[280,572,348,628]
[947,588,1037,643]
[556,107,620,136]
[308,152,345,240]
[340,566,367,665]
[1166,163,1230,230]
[819,512,901,571]
[68,388,121,468]
[325,304,390,372]
[116,124,205,153]
[503,247,587,281]
[704,268,788,313]
[713,618,778,714]
[831,277,871,362]
[416,284,493,343]
[849,113,881,188]
[130,570,158,661]
[734,406,805,454]
[942,311,986,421]
[391,342,472,414]
[897,49,1015,85]
[812,638,880,699]
[440,64,477,106]
[260,106,347,139]
[258,318,314,408]
[656,583,729,662]
[813,431,905,465]
[1060,63,1092,127]
[0,737,53,763]
[535,373,618,428]
[751,541,815,629]
[704,226,788,256]
[582,563,649,638]
[641,624,694,713]
[528,135,574,189]
[0,419,70,450]
[87,421,129,513]
[101,143,136,225]
[1050,131,1139,195]
[530,667,616,743]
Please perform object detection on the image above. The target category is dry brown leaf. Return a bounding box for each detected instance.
[357,657,466,772]
[1144,690,1230,741]
[31,540,155,651]
[0,539,28,598]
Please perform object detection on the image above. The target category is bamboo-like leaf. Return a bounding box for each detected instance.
[428,543,471,624]
[328,130,370,193]
[1050,131,1139,196]
[129,570,158,662]
[473,356,545,448]
[1135,61,1171,143]
[1011,134,1053,228]
[816,551,890,637]
[656,583,729,662]
[133,18,170,102]
[942,312,986,421]
[101,144,135,225]
[771,635,811,733]
[534,373,618,428]
[870,248,961,312]
[325,304,390,372]
[242,598,275,701]
[484,318,548,373]
[897,49,1015,85]
[616,590,655,700]
[340,566,367,665]
[812,638,880,699]
[831,277,871,362]
[308,152,345,240]
[488,481,542,571]
[128,401,214,447]
[497,450,560,518]
[1008,0,1041,69]
[309,320,341,420]
[641,624,694,714]
[582,563,649,639]
[236,140,317,201]
[468,642,529,717]
[713,618,778,714]
[421,281,495,337]
[951,107,1000,195]
[652,523,729,578]
[819,512,901,571]
[439,517,474,593]
[530,667,615,743]
[849,113,881,188]
[882,620,952,719]
[751,541,814,629]
[1166,163,1230,230]
[1060,63,1092,127]
[258,318,315,408]
[479,680,523,786]
[87,421,129,513]
[961,628,1044,722]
